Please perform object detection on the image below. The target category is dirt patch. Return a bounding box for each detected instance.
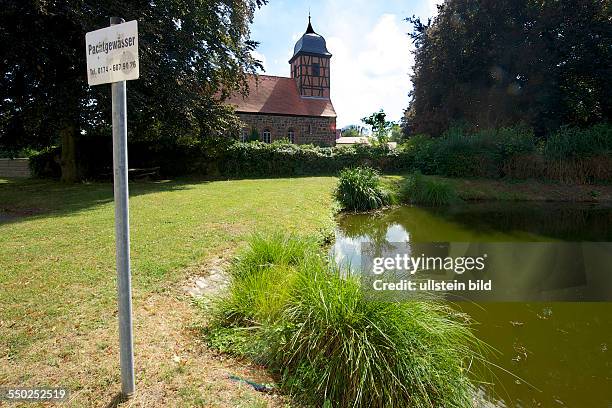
[182,254,231,299]
[1,255,290,407]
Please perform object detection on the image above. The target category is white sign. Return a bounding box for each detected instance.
[86,20,139,86]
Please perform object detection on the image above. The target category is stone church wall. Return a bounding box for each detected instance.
[237,113,336,147]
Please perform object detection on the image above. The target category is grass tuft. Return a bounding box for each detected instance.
[207,234,484,407]
[335,166,391,212]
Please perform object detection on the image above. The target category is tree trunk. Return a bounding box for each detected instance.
[60,125,79,182]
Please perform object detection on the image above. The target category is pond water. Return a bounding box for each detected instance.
[332,202,612,407]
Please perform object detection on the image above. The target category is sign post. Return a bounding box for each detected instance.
[86,17,139,397]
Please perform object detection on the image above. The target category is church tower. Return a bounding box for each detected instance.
[289,16,332,99]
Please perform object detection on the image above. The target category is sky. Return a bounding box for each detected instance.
[249,0,441,128]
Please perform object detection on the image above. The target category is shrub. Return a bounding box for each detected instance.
[215,142,413,177]
[401,171,458,206]
[402,126,537,178]
[543,123,612,160]
[29,146,61,178]
[208,234,484,408]
[402,124,611,183]
[335,167,391,211]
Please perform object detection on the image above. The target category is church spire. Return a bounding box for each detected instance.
[306,12,315,34]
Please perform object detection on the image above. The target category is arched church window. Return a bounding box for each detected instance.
[262,129,271,143]
[288,129,295,144]
[240,128,248,142]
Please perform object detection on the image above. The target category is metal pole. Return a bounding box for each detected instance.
[110,16,135,398]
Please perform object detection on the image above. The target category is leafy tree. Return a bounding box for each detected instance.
[362,109,395,143]
[0,0,266,181]
[389,123,404,143]
[341,124,366,138]
[405,0,611,137]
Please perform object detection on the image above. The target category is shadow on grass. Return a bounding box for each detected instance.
[0,173,338,226]
[0,177,206,226]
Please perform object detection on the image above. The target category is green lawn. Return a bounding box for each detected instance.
[0,176,336,405]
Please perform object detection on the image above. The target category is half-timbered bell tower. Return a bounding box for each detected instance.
[289,16,332,99]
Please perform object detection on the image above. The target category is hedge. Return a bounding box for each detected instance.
[27,123,612,184]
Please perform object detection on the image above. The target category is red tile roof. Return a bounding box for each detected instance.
[225,75,336,118]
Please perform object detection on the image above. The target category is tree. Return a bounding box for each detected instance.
[405,0,611,137]
[389,124,404,143]
[0,0,266,181]
[341,124,366,138]
[362,110,394,144]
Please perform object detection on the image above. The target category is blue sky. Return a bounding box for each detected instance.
[249,0,441,128]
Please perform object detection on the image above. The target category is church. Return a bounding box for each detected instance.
[225,17,337,146]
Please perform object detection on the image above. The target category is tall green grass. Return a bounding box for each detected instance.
[207,234,485,407]
[402,123,612,183]
[336,166,391,211]
[543,123,612,160]
[401,172,458,206]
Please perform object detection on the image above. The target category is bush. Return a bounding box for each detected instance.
[404,126,536,178]
[26,123,611,183]
[335,167,391,211]
[29,146,61,178]
[208,234,484,408]
[401,171,458,206]
[217,142,413,177]
[543,123,612,160]
[402,123,611,183]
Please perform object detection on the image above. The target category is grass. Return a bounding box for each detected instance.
[402,123,612,183]
[3,173,607,406]
[207,234,484,407]
[0,176,336,407]
[335,167,392,211]
[401,171,458,206]
[383,174,612,203]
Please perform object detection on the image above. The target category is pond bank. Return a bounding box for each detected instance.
[384,175,612,203]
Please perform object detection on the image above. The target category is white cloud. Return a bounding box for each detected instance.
[327,14,413,127]
[250,1,427,128]
[250,50,267,72]
[425,0,443,19]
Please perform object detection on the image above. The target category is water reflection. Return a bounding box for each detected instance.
[332,202,612,407]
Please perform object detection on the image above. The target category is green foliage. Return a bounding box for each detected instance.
[28,124,612,183]
[217,142,412,177]
[208,234,483,407]
[249,128,260,142]
[406,0,611,136]
[335,167,390,211]
[341,125,365,138]
[389,123,404,143]
[401,126,536,178]
[28,146,61,178]
[362,109,395,143]
[400,124,611,183]
[0,0,267,180]
[543,123,612,160]
[401,172,458,206]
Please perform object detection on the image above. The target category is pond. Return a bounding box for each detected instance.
[332,202,612,407]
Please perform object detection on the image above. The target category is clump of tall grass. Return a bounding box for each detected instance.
[404,125,537,178]
[401,171,458,206]
[403,123,612,183]
[207,234,485,407]
[336,166,391,211]
[543,123,612,160]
